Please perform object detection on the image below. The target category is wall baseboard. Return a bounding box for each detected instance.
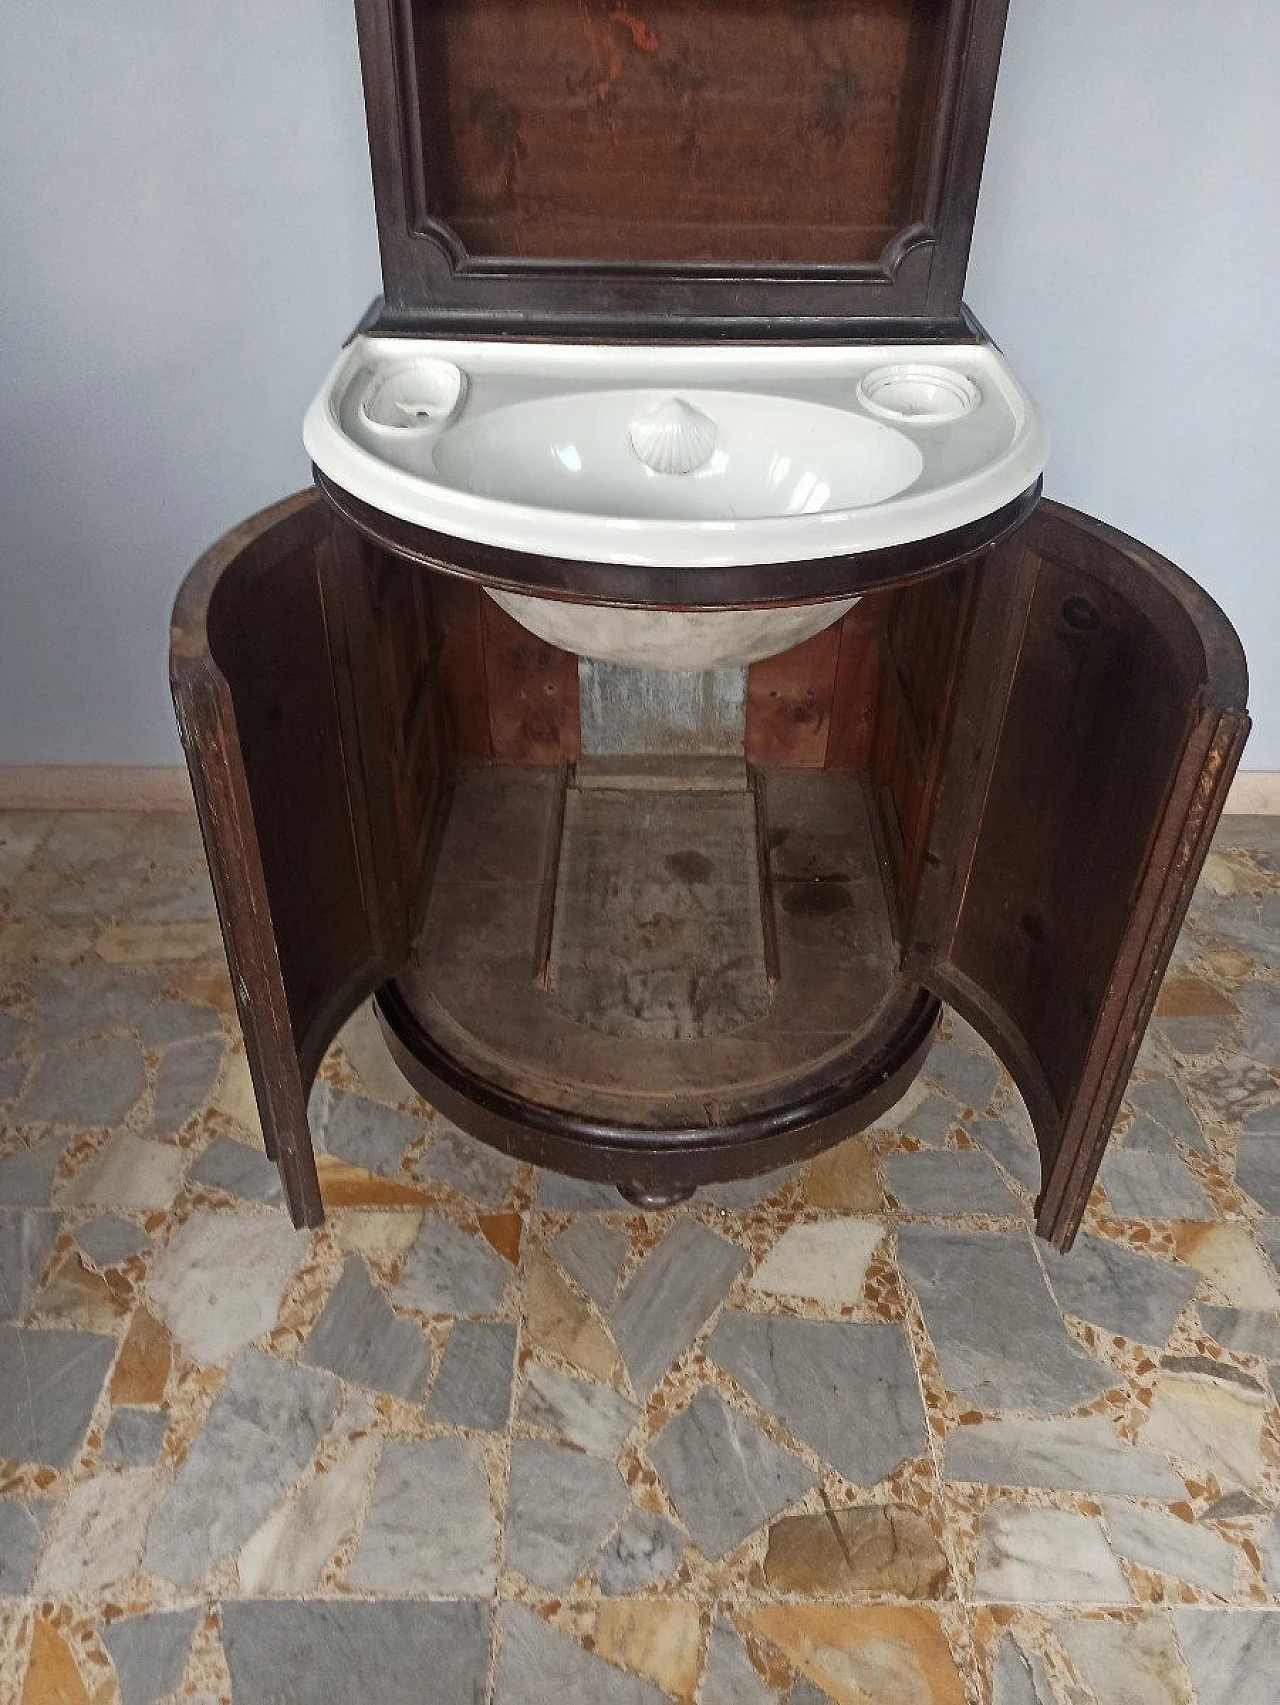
[0,765,1277,815]
[0,767,193,811]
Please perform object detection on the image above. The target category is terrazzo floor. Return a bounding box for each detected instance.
[0,806,1277,1704]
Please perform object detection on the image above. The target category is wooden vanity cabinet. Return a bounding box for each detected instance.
[170,492,1247,1247]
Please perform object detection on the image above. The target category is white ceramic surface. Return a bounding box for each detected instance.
[303,337,1046,667]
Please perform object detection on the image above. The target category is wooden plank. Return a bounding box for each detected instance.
[481,597,582,764]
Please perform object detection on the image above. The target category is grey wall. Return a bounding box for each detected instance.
[1,1,1276,766]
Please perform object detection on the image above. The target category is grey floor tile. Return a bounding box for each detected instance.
[493,1603,666,1705]
[1257,1218,1280,1271]
[1127,1078,1210,1153]
[1172,1609,1280,1705]
[944,1415,1182,1497]
[505,1438,628,1589]
[1039,1234,1199,1346]
[0,1325,116,1465]
[700,1166,797,1210]
[1054,1612,1192,1705]
[708,1311,926,1484]
[101,1406,168,1467]
[0,1498,50,1594]
[428,1318,517,1429]
[419,1124,516,1207]
[1096,1148,1216,1220]
[1101,1498,1237,1597]
[0,1134,66,1206]
[151,1035,224,1134]
[187,1134,282,1205]
[144,1349,337,1587]
[1199,1305,1280,1358]
[648,1389,815,1559]
[898,1228,1110,1414]
[990,1633,1055,1705]
[965,1114,1043,1193]
[58,1131,190,1214]
[0,1207,58,1321]
[536,1171,626,1210]
[899,1094,963,1145]
[881,1148,1021,1215]
[700,1618,782,1705]
[311,1086,423,1179]
[223,1601,490,1705]
[609,1218,747,1392]
[348,1437,498,1594]
[393,1213,511,1317]
[595,1508,685,1594]
[75,1212,150,1269]
[145,1208,310,1364]
[16,1036,146,1127]
[518,1362,640,1459]
[101,1608,200,1705]
[1235,1136,1280,1213]
[550,1218,628,1309]
[974,1503,1129,1603]
[301,1256,432,1401]
[924,1038,999,1110]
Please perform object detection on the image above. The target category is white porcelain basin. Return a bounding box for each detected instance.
[304,338,1046,668]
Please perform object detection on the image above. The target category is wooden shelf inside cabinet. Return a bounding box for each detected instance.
[170,491,1248,1248]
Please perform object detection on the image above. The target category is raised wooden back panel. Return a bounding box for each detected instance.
[355,0,1011,333]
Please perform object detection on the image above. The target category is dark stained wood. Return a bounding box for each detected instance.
[430,577,492,764]
[316,467,1042,610]
[827,597,888,769]
[352,0,1012,337]
[170,490,453,1225]
[909,503,1250,1249]
[744,620,844,769]
[481,598,582,764]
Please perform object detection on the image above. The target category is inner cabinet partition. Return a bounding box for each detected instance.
[171,491,1248,1246]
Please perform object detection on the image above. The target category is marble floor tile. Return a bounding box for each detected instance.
[222,1601,490,1705]
[747,1216,884,1304]
[1127,1079,1210,1152]
[348,1437,498,1595]
[609,1217,747,1392]
[746,1603,967,1705]
[427,1318,517,1429]
[924,1038,1000,1110]
[1101,1498,1238,1597]
[0,1324,116,1465]
[595,1508,686,1594]
[1140,1367,1268,1490]
[881,1148,1021,1215]
[144,1349,338,1587]
[1257,1217,1280,1270]
[1097,1148,1216,1220]
[150,1034,224,1133]
[943,1415,1183,1497]
[187,1133,282,1204]
[897,1092,964,1146]
[74,1211,150,1269]
[300,1255,432,1401]
[1171,1609,1280,1705]
[392,1212,511,1317]
[974,1503,1130,1604]
[523,1246,622,1381]
[35,1468,160,1595]
[763,1503,950,1597]
[311,1084,424,1179]
[965,1113,1044,1193]
[1199,1304,1280,1357]
[591,1599,702,1696]
[100,1406,168,1467]
[1174,1221,1280,1309]
[145,1208,310,1364]
[700,1618,781,1705]
[518,1361,640,1458]
[708,1311,926,1484]
[990,1632,1055,1705]
[0,1498,49,1594]
[801,1134,883,1212]
[493,1603,666,1705]
[1055,1613,1194,1705]
[1039,1233,1199,1345]
[0,1207,58,1321]
[58,1131,189,1213]
[16,1036,146,1127]
[419,1123,516,1206]
[550,1217,628,1309]
[648,1388,815,1558]
[1235,1135,1280,1213]
[0,1134,66,1207]
[239,1430,379,1595]
[700,1166,797,1210]
[898,1228,1110,1414]
[101,1609,200,1705]
[505,1437,628,1589]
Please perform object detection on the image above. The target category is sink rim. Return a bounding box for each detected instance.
[304,336,1048,571]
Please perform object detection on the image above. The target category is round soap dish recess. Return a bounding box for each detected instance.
[857,364,979,425]
[358,358,468,433]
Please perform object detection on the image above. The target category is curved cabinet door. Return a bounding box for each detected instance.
[170,490,448,1224]
[910,501,1250,1248]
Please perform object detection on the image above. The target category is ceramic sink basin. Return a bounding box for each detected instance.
[304,338,1046,668]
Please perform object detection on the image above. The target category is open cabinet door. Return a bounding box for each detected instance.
[909,501,1249,1248]
[170,491,449,1225]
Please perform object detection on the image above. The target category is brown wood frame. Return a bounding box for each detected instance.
[171,490,1248,1246]
[353,0,1012,338]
